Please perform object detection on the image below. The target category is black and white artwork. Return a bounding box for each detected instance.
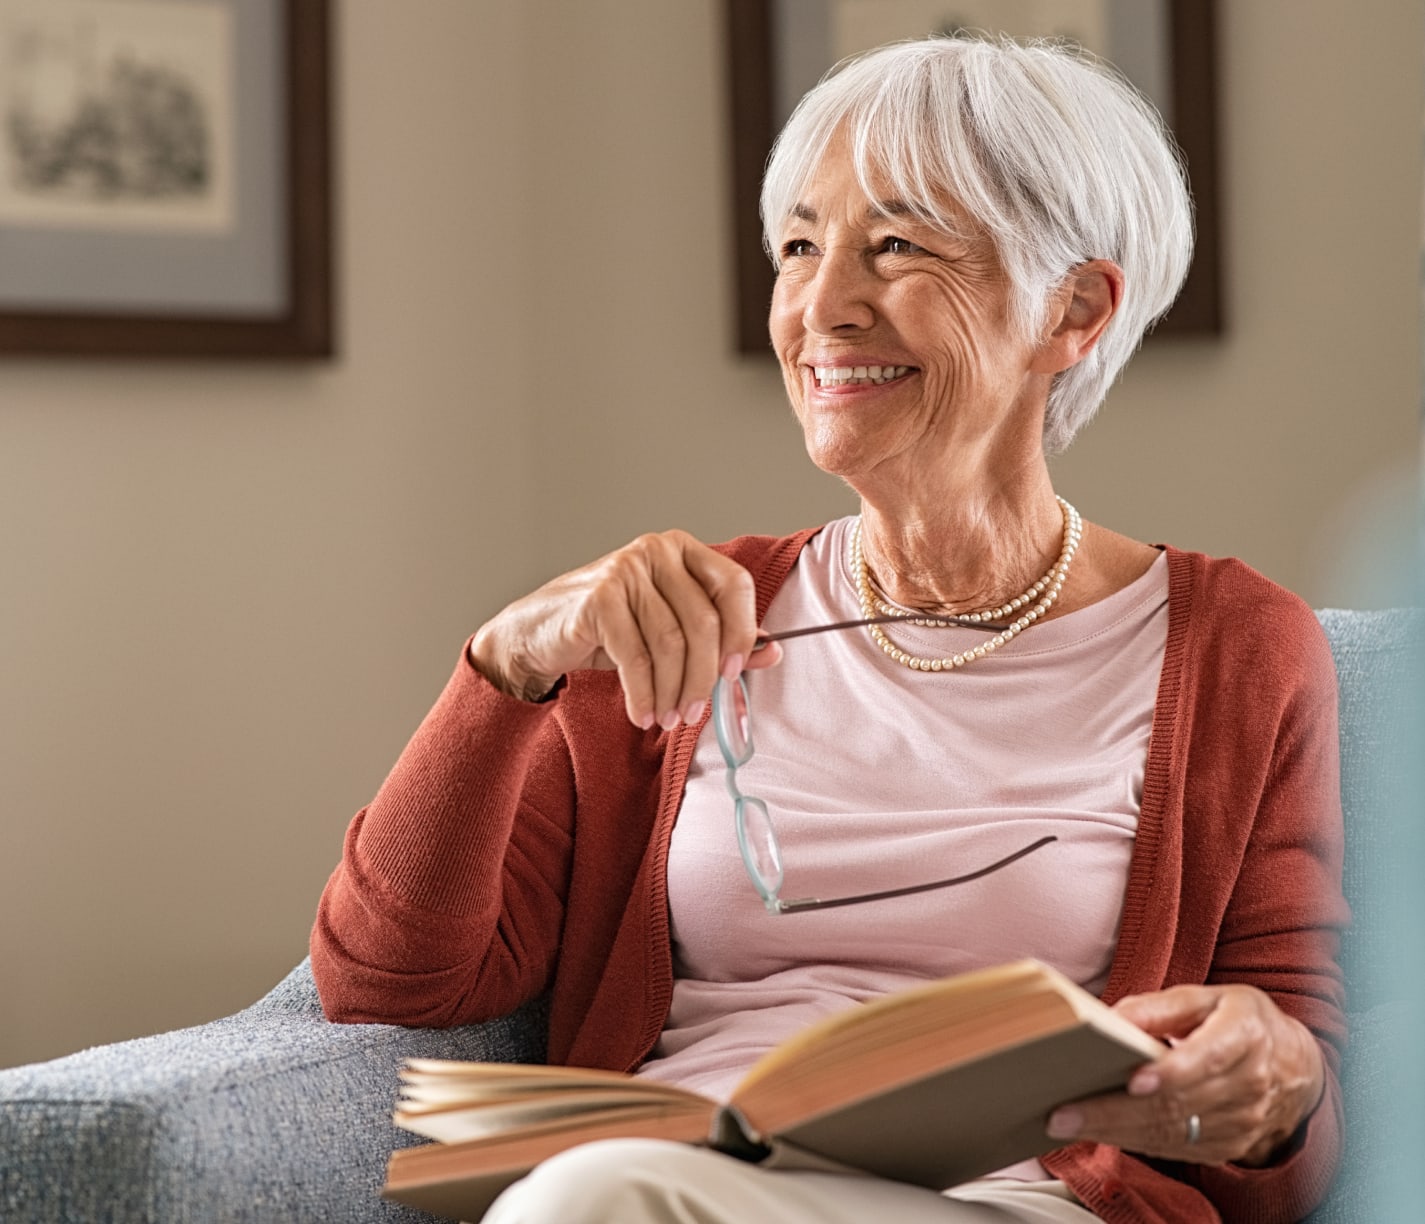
[0,0,234,232]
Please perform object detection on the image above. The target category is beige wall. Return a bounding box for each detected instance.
[0,0,1419,1069]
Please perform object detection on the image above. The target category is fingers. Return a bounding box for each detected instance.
[625,554,720,729]
[619,532,761,728]
[1115,986,1252,1096]
[743,639,784,672]
[594,593,673,730]
[1046,1059,1264,1165]
[679,539,761,681]
[472,529,770,728]
[1114,984,1222,1043]
[1049,985,1326,1166]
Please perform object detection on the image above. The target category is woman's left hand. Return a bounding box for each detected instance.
[1045,984,1325,1166]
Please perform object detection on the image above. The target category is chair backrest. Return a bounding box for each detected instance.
[1315,608,1424,1012]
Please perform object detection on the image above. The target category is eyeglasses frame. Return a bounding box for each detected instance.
[713,611,1057,914]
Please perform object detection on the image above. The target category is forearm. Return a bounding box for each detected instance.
[311,648,574,1026]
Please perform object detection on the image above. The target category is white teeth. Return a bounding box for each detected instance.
[812,364,911,387]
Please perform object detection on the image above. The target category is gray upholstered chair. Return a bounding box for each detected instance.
[2,609,1419,1223]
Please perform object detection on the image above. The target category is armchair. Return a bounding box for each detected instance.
[2,609,1419,1223]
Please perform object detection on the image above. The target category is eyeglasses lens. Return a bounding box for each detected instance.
[713,675,753,764]
[737,795,783,902]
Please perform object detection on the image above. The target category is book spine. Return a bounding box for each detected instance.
[708,1105,772,1163]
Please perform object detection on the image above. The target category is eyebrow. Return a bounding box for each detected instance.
[789,199,917,224]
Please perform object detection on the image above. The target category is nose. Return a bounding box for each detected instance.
[801,247,876,334]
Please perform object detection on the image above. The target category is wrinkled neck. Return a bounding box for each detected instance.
[857,473,1065,615]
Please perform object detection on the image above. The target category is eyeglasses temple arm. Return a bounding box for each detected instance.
[754,612,1015,649]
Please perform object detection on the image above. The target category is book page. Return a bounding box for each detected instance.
[399,1067,702,1109]
[402,1059,677,1088]
[397,1093,711,1146]
[394,1060,710,1144]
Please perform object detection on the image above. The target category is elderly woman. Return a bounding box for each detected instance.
[312,35,1346,1224]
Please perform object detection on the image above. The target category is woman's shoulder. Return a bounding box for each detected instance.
[1077,521,1311,621]
[1164,545,1336,691]
[711,525,827,600]
[1164,545,1319,623]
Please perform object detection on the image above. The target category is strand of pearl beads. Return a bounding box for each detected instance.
[851,496,1082,672]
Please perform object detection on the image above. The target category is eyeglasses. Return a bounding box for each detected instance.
[712,613,1057,914]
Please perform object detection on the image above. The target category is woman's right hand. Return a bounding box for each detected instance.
[468,530,782,729]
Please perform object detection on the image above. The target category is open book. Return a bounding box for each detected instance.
[382,959,1163,1220]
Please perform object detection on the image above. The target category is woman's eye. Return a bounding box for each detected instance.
[781,238,817,258]
[881,236,920,255]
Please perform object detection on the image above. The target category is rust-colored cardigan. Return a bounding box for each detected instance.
[312,531,1347,1224]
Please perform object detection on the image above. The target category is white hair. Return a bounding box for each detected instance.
[761,35,1194,454]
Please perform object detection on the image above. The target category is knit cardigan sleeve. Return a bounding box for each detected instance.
[1181,590,1349,1222]
[307,530,815,1040]
[309,649,578,1027]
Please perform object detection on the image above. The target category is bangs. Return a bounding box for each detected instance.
[762,44,980,261]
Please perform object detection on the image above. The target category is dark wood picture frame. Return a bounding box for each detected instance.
[0,0,333,359]
[726,0,1221,355]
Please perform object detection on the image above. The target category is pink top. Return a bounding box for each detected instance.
[636,517,1169,1175]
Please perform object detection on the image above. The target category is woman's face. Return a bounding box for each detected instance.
[769,142,1052,490]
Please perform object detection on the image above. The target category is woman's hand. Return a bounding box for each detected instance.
[1046,984,1325,1166]
[469,530,781,728]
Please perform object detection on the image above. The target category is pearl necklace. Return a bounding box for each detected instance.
[851,496,1082,672]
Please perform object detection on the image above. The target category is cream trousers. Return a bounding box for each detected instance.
[481,1138,1096,1223]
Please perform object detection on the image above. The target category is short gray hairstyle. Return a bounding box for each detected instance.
[761,36,1194,454]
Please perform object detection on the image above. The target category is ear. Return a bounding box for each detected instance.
[1029,260,1124,375]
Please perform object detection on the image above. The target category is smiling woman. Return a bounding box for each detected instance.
[760,39,1192,458]
[311,33,1347,1224]
[767,144,1124,504]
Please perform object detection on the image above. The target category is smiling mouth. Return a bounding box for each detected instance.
[812,364,913,389]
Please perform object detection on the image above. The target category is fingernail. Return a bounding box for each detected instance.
[637,711,655,730]
[1046,1108,1082,1140]
[683,700,706,724]
[1128,1070,1160,1097]
[722,653,744,681]
[658,710,681,731]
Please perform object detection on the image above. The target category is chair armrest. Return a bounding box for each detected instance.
[0,959,548,1224]
[1304,1000,1421,1224]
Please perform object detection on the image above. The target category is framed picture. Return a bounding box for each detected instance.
[0,0,331,358]
[726,0,1221,354]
